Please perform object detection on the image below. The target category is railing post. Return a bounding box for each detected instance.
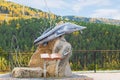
[94,52,96,73]
[0,54,1,71]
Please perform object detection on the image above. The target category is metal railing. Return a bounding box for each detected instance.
[71,50,120,72]
[0,50,120,72]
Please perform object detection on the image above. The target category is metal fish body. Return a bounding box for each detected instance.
[34,22,86,45]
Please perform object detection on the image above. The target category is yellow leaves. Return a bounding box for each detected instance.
[38,12,56,19]
[16,23,20,29]
[0,14,5,21]
[50,14,56,19]
[0,57,8,71]
[0,1,57,22]
[72,31,79,36]
[9,11,13,16]
[39,12,43,17]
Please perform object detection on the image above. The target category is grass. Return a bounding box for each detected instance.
[0,71,9,74]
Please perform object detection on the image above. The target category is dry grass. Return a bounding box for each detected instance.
[0,72,9,74]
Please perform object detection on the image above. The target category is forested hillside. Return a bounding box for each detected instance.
[0,18,59,51]
[0,18,120,51]
[0,18,120,70]
[63,16,120,25]
[0,0,56,22]
[1,0,120,25]
[0,0,41,16]
[0,0,120,71]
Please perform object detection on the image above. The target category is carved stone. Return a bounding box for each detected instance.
[28,37,72,77]
[11,22,87,78]
[12,37,72,78]
[53,37,72,77]
[28,39,56,68]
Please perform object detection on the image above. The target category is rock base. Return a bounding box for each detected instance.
[12,67,43,78]
[11,67,93,80]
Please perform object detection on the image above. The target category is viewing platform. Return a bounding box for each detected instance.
[0,71,120,80]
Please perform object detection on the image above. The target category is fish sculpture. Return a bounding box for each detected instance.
[34,22,86,45]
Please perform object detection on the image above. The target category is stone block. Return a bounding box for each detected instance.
[12,67,43,78]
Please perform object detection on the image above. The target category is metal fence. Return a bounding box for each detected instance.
[71,50,120,72]
[0,50,120,72]
[0,51,33,72]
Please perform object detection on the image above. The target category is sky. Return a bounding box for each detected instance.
[7,0,120,20]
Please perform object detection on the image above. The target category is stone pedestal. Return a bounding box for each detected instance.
[28,37,72,77]
[8,72,93,80]
[12,67,43,78]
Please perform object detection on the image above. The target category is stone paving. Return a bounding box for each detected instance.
[0,71,120,80]
[81,73,120,80]
[0,73,93,80]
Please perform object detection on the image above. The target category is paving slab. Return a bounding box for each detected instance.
[0,71,120,80]
[0,73,93,80]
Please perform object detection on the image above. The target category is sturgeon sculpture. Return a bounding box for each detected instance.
[34,22,86,45]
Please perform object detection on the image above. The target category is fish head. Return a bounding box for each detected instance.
[57,23,86,34]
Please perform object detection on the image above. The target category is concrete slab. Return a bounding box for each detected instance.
[1,71,120,80]
[0,73,93,80]
[73,72,120,80]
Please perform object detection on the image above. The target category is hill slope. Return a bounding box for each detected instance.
[0,0,120,25]
[0,0,41,16]
[0,0,56,22]
[63,16,120,25]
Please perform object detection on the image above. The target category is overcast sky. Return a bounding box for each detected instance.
[7,0,120,20]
